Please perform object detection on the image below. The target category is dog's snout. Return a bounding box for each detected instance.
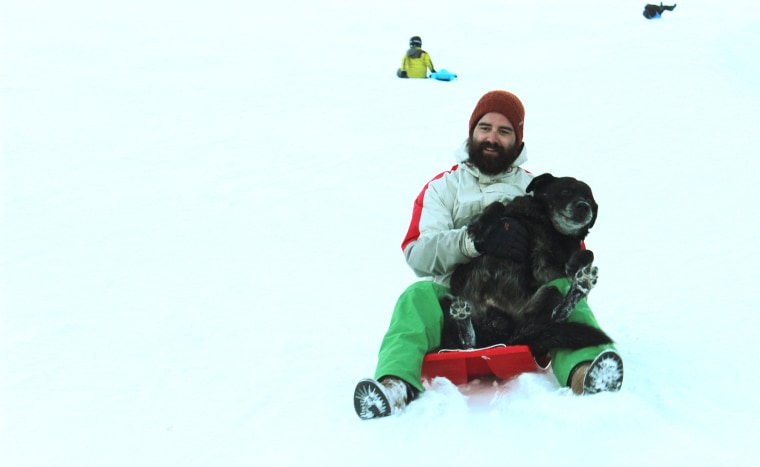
[575,201,590,213]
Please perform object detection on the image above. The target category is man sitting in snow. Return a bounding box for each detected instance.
[397,36,436,79]
[353,90,624,420]
[643,3,677,19]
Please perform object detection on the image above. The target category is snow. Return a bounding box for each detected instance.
[1,0,758,465]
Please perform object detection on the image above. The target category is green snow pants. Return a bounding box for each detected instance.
[374,279,617,392]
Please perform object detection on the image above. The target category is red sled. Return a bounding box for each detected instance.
[421,345,548,385]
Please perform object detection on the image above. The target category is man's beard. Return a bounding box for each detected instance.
[467,139,521,175]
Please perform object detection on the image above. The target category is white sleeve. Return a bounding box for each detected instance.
[402,181,474,277]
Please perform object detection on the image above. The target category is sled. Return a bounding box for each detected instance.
[421,345,546,385]
[430,69,458,81]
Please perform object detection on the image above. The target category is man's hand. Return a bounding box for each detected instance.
[463,202,530,263]
[478,217,529,263]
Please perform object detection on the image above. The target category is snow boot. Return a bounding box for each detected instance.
[569,349,624,395]
[353,376,413,420]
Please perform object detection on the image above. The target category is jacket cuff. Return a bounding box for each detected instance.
[460,231,481,258]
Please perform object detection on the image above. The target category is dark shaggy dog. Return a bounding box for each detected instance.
[439,173,613,356]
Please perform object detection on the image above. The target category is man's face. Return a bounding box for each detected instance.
[468,112,520,175]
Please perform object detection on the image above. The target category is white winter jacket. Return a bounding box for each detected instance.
[402,141,534,286]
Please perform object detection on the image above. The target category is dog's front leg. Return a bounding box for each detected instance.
[449,296,476,349]
[552,262,599,321]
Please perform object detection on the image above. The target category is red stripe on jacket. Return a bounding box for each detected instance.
[401,165,460,251]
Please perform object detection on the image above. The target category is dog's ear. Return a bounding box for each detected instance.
[526,173,555,195]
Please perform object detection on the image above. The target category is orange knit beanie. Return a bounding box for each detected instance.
[469,91,525,146]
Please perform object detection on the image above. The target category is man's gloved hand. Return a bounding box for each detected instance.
[477,217,530,263]
[462,201,530,264]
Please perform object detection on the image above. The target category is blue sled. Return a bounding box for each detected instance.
[430,69,458,81]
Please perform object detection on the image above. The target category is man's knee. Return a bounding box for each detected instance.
[400,281,449,300]
[395,281,449,329]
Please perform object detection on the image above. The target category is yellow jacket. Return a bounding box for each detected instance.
[400,47,435,78]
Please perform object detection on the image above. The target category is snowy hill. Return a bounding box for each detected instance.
[2,0,759,465]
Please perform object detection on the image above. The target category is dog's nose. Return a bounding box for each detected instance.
[575,201,590,215]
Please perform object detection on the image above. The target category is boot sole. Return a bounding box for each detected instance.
[583,349,624,394]
[353,378,392,420]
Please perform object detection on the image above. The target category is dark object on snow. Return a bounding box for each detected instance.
[643,2,676,19]
[439,173,613,356]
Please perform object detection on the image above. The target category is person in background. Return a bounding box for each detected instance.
[353,90,624,420]
[397,36,435,79]
[643,2,677,19]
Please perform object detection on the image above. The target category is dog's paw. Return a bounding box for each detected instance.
[449,296,472,320]
[566,249,594,276]
[573,262,599,294]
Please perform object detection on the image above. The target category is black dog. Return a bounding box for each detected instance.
[439,173,613,356]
